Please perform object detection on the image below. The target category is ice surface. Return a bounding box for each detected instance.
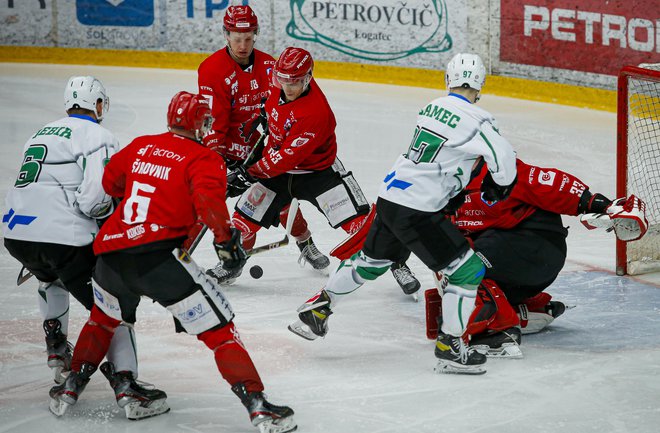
[1,63,659,433]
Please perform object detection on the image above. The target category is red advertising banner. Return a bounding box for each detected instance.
[500,0,659,76]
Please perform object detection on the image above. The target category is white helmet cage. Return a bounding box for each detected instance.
[64,76,109,121]
[445,53,486,91]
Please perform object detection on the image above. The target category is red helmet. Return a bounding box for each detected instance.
[223,6,259,33]
[272,47,314,88]
[167,91,213,141]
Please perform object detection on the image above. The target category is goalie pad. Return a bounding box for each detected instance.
[465,279,520,338]
[330,203,376,260]
[580,194,648,241]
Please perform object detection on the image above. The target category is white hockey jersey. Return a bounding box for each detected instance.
[378,94,517,212]
[3,115,119,246]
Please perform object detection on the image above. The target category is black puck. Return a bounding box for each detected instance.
[249,265,263,279]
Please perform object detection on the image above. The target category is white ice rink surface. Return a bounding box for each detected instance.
[1,63,659,433]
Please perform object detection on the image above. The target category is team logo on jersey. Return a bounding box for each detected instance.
[383,171,412,191]
[538,170,556,186]
[2,208,36,230]
[480,193,497,207]
[290,137,309,148]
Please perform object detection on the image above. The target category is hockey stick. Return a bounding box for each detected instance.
[17,266,33,286]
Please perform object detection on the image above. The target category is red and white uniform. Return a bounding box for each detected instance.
[198,48,274,163]
[94,132,231,255]
[248,79,337,179]
[454,159,587,234]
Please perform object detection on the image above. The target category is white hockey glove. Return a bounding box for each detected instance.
[579,195,648,242]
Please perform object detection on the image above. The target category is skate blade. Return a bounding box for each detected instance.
[434,360,486,375]
[257,416,298,433]
[49,398,71,417]
[473,343,523,359]
[287,320,319,341]
[125,399,170,420]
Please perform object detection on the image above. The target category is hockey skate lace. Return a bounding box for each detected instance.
[456,337,469,364]
[392,266,416,286]
[298,243,324,267]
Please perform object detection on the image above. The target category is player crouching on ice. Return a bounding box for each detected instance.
[425,159,648,359]
[49,92,297,433]
[289,53,519,375]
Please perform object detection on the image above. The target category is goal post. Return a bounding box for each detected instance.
[616,64,660,275]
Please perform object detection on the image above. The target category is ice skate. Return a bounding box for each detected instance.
[232,383,297,433]
[289,290,332,340]
[391,262,421,299]
[434,332,487,375]
[49,362,97,416]
[100,361,170,420]
[297,237,330,274]
[43,319,72,384]
[206,261,244,285]
[470,327,523,359]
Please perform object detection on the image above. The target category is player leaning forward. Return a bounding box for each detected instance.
[290,53,518,374]
[3,76,168,418]
[49,92,296,433]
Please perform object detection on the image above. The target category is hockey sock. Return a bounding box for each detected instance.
[440,251,484,336]
[340,213,368,235]
[106,323,138,377]
[280,204,310,241]
[71,305,121,372]
[324,252,391,303]
[197,322,264,393]
[232,212,261,251]
[38,281,70,336]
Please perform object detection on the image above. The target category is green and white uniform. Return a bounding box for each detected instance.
[3,115,119,245]
[310,93,517,338]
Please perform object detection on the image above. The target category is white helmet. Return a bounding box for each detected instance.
[445,53,486,91]
[64,76,109,121]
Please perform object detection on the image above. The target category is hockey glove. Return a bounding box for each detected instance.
[442,190,469,215]
[239,111,268,144]
[213,227,248,270]
[203,131,226,156]
[577,190,613,214]
[580,195,648,241]
[226,165,257,198]
[480,171,517,203]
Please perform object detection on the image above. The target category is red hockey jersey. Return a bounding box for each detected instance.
[198,48,274,162]
[454,159,588,234]
[94,132,231,255]
[248,79,338,179]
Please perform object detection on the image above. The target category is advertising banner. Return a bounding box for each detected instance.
[500,0,660,76]
[277,0,468,68]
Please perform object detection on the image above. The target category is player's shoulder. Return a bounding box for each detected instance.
[65,116,119,146]
[254,49,276,65]
[199,48,233,76]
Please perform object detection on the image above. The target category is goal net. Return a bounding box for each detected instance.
[617,63,660,275]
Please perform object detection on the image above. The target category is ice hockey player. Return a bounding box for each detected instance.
[198,5,325,283]
[2,76,167,417]
[221,46,372,280]
[288,53,518,375]
[423,158,648,358]
[48,91,296,433]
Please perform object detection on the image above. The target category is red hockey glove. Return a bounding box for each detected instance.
[203,131,226,156]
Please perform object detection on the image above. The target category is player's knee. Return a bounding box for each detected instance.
[89,304,122,330]
[445,251,485,290]
[197,321,245,351]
